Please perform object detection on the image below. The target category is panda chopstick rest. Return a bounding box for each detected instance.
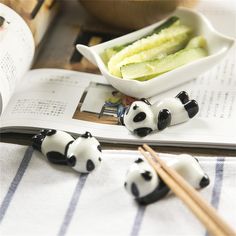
[124,154,210,205]
[119,91,199,137]
[32,129,102,173]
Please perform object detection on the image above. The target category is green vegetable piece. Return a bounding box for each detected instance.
[101,16,180,65]
[186,35,207,49]
[101,45,129,65]
[108,24,192,77]
[121,47,208,81]
[117,32,190,67]
[151,16,180,35]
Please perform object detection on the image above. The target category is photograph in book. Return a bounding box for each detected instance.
[0,2,236,149]
[74,82,136,125]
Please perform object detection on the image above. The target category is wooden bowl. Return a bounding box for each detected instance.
[179,0,199,8]
[79,0,180,30]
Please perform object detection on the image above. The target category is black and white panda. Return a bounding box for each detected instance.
[119,91,199,137]
[32,129,102,173]
[66,132,102,173]
[124,154,210,205]
[124,158,169,205]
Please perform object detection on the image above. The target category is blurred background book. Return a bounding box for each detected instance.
[0,0,60,47]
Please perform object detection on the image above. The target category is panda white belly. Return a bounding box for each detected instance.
[171,154,209,189]
[152,98,189,125]
[41,131,74,157]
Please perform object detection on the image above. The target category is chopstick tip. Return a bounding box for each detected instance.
[138,146,144,152]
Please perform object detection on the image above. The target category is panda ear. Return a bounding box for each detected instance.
[140,98,151,105]
[46,129,57,136]
[67,155,76,167]
[97,145,102,152]
[134,158,144,163]
[81,131,92,138]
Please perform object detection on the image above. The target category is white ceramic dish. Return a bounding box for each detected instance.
[76,7,235,98]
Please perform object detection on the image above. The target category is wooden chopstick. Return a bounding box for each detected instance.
[139,147,224,236]
[139,144,236,236]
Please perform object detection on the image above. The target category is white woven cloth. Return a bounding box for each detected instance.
[0,142,236,236]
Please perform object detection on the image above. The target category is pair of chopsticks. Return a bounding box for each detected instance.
[139,144,236,236]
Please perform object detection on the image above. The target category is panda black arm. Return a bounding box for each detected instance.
[137,180,170,205]
[46,152,68,165]
[134,128,153,137]
[157,109,171,131]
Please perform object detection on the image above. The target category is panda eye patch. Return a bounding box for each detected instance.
[141,171,152,181]
[86,159,95,172]
[133,112,146,122]
[131,183,139,197]
[67,155,76,167]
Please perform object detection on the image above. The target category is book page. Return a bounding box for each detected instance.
[0,4,34,113]
[0,68,109,125]
[150,49,236,120]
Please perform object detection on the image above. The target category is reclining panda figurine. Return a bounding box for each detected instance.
[124,154,210,205]
[32,129,102,173]
[119,91,199,137]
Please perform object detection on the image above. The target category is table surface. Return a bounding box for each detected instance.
[1,0,235,157]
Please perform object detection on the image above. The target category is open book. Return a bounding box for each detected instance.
[0,3,235,150]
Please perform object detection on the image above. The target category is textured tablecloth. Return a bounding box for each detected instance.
[0,143,235,236]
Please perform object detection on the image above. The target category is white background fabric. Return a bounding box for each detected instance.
[0,143,235,236]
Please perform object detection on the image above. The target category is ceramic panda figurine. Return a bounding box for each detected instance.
[32,129,102,173]
[119,91,199,137]
[124,154,210,205]
[124,158,169,205]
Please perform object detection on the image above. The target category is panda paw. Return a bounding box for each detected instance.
[176,91,190,104]
[32,133,44,151]
[184,100,199,118]
[157,109,171,131]
[134,128,153,137]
